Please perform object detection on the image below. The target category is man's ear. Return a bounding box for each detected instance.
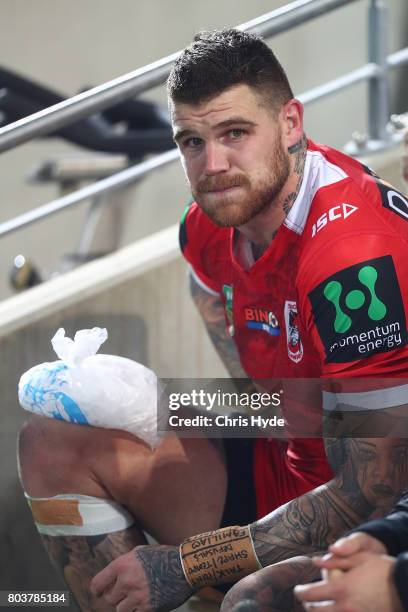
[281,99,304,150]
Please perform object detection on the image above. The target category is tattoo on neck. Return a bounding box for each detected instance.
[283,135,307,218]
[288,141,302,154]
[293,135,307,174]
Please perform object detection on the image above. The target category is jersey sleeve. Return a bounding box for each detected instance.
[179,202,223,295]
[298,231,408,379]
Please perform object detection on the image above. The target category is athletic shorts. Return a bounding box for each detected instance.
[219,437,257,528]
[214,438,257,596]
[219,436,331,525]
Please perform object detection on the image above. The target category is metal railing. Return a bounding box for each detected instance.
[0,149,179,238]
[0,0,357,153]
[0,0,407,240]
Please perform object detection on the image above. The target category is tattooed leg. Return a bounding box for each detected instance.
[41,525,147,612]
[221,556,320,612]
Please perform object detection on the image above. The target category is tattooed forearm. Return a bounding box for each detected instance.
[135,546,193,611]
[250,436,408,567]
[41,526,145,612]
[189,274,248,378]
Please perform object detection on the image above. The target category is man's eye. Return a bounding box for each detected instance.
[183,137,203,148]
[229,129,245,139]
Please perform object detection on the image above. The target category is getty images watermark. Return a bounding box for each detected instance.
[158,379,286,437]
[158,378,408,438]
[168,387,284,429]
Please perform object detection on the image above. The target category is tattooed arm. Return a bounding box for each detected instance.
[91,544,193,611]
[189,273,248,378]
[220,431,408,611]
[220,434,408,612]
[250,435,408,567]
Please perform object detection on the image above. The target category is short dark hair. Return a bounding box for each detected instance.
[167,28,293,111]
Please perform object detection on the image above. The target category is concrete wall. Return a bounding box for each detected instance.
[0,233,227,603]
[1,0,407,300]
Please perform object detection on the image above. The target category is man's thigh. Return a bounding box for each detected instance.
[137,435,257,545]
[134,433,228,543]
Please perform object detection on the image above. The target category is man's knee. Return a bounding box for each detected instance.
[221,575,262,612]
[220,557,318,612]
[122,433,228,543]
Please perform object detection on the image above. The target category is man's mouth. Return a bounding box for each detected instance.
[206,185,240,193]
[197,176,247,195]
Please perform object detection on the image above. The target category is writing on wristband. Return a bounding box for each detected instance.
[180,525,261,589]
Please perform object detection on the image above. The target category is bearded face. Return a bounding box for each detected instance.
[192,128,290,227]
[172,84,293,228]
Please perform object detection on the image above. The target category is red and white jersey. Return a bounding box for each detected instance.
[180,139,408,517]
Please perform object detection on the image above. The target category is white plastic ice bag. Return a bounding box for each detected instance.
[18,327,163,448]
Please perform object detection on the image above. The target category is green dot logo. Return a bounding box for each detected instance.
[323,265,387,333]
[308,255,406,364]
[358,266,387,321]
[324,281,352,333]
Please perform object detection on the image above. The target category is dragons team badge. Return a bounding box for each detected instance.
[284,300,303,363]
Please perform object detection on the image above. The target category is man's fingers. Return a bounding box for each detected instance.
[329,532,369,556]
[314,556,354,571]
[91,579,127,608]
[96,573,140,608]
[90,564,118,597]
[316,550,372,573]
[294,581,336,603]
[117,596,139,612]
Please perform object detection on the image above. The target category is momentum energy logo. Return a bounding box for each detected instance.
[308,256,407,363]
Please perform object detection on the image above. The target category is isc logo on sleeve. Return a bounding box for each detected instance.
[308,255,407,363]
[311,203,358,237]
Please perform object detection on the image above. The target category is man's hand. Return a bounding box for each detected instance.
[294,551,402,612]
[90,544,193,612]
[317,532,387,570]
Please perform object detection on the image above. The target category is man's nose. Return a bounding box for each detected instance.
[204,142,229,174]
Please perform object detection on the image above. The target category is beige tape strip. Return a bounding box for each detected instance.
[180,525,261,589]
[29,498,83,526]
